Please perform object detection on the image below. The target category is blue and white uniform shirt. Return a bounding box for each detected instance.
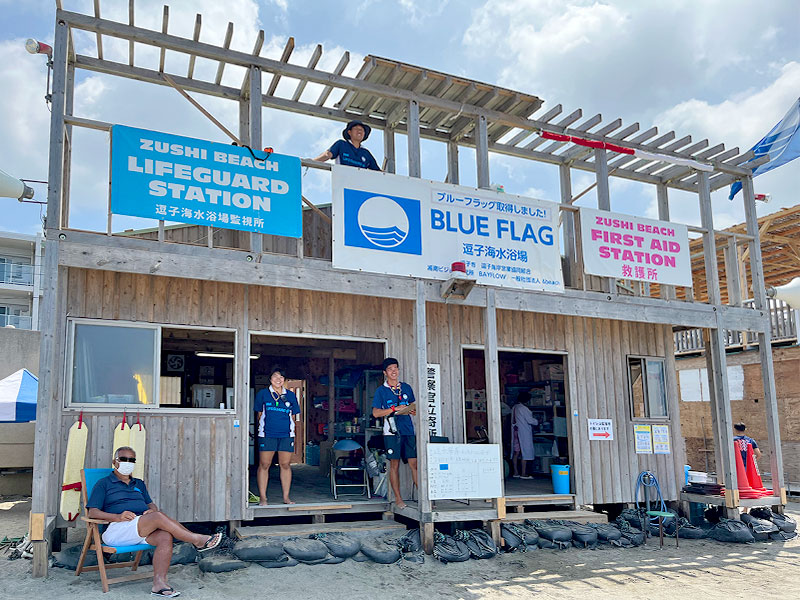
[256,386,301,438]
[372,382,416,436]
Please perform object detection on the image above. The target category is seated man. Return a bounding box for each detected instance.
[87,446,222,598]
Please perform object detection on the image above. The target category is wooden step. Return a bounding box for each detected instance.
[235,519,407,540]
[504,494,576,507]
[502,509,607,524]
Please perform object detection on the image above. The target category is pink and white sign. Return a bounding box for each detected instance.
[579,207,692,287]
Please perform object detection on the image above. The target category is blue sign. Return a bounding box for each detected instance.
[110,125,302,237]
[343,188,422,255]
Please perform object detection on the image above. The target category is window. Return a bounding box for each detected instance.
[68,320,236,410]
[628,356,668,419]
[71,322,158,405]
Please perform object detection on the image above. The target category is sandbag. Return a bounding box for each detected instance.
[454,529,498,559]
[394,528,422,553]
[618,508,647,530]
[258,556,299,568]
[500,523,527,552]
[768,511,797,534]
[516,523,540,547]
[432,532,471,563]
[233,537,288,562]
[360,537,401,564]
[769,530,797,541]
[198,554,248,573]
[560,521,598,549]
[615,518,646,547]
[527,520,572,543]
[351,552,370,562]
[283,538,330,563]
[589,523,622,546]
[53,544,98,570]
[537,536,571,549]
[707,519,755,544]
[310,532,361,558]
[741,513,779,542]
[170,542,199,565]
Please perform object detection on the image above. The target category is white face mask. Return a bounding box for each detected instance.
[115,461,136,476]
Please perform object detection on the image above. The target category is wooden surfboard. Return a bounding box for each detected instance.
[128,421,147,480]
[59,420,89,521]
[112,419,130,456]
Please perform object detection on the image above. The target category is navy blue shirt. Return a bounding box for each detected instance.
[373,382,416,436]
[329,139,380,170]
[257,387,301,438]
[734,435,759,465]
[87,472,152,516]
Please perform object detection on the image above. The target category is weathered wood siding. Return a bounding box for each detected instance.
[426,304,685,505]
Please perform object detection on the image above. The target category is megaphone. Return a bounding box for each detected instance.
[766,277,800,309]
[0,169,34,200]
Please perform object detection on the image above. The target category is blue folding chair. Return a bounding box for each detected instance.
[75,468,155,593]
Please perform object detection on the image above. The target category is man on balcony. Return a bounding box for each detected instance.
[313,120,381,171]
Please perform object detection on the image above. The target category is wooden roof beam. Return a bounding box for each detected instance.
[525,108,582,150]
[450,88,497,140]
[607,126,659,169]
[609,122,640,140]
[541,112,601,153]
[127,0,134,67]
[266,37,295,96]
[93,0,103,59]
[427,82,476,131]
[361,64,407,116]
[504,104,562,147]
[560,118,623,160]
[158,6,169,73]
[290,44,323,102]
[335,56,374,109]
[214,22,234,86]
[316,51,350,106]
[186,14,202,79]
[238,29,265,95]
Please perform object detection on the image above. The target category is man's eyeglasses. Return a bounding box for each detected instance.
[116,457,136,463]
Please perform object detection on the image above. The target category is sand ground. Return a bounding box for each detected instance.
[1,498,798,600]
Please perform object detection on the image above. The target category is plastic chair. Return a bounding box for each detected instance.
[75,468,156,593]
[646,510,680,548]
[330,439,371,500]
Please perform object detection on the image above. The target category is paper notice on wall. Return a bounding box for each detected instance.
[652,424,671,454]
[588,418,613,441]
[634,424,653,454]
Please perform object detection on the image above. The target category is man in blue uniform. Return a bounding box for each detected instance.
[87,446,221,597]
[313,120,381,170]
[734,422,762,466]
[372,357,417,509]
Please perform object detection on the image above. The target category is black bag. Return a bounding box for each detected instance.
[768,511,797,534]
[500,523,528,552]
[258,556,299,568]
[707,519,755,543]
[537,537,571,549]
[233,537,288,562]
[198,554,248,573]
[310,532,362,558]
[527,520,573,543]
[394,528,423,553]
[360,537,401,564]
[432,532,471,563]
[741,513,779,542]
[283,538,330,563]
[454,529,498,559]
[590,523,622,546]
[559,521,598,549]
[619,508,647,530]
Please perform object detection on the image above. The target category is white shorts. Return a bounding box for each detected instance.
[102,515,149,547]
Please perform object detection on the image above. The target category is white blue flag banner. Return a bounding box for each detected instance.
[110,125,302,236]
[730,98,800,200]
[332,166,564,293]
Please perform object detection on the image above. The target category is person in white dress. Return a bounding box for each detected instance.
[511,391,538,479]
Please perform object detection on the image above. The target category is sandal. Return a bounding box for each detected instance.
[197,532,222,553]
[151,588,181,598]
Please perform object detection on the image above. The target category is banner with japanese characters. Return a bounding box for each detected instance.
[110,125,302,236]
[332,166,564,292]
[426,363,442,437]
[579,207,691,287]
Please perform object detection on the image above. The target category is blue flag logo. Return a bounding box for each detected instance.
[730,98,800,200]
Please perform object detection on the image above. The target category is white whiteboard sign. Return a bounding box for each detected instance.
[427,443,503,500]
[332,166,564,293]
[579,207,692,287]
[588,418,614,440]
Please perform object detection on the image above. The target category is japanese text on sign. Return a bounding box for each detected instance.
[652,424,671,454]
[588,418,614,441]
[426,363,442,437]
[579,207,691,287]
[634,424,653,454]
[110,125,302,236]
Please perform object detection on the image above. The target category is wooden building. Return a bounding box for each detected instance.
[31,3,785,570]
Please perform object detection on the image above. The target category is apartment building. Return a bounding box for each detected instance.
[0,230,43,331]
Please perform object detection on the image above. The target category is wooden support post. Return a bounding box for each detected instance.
[559,164,581,289]
[312,514,325,524]
[742,175,784,498]
[446,140,459,184]
[327,355,335,442]
[383,126,396,174]
[407,99,421,178]
[414,280,432,517]
[594,148,615,295]
[32,541,49,578]
[483,288,502,445]
[698,171,738,499]
[488,520,502,547]
[656,183,676,300]
[724,236,742,306]
[420,522,435,555]
[46,17,68,231]
[248,66,263,254]
[475,114,490,189]
[61,61,75,228]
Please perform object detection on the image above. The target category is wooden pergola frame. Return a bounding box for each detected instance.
[30,0,785,571]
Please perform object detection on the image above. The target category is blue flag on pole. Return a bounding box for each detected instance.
[729,98,800,200]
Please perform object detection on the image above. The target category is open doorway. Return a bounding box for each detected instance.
[462,347,571,496]
[248,334,386,506]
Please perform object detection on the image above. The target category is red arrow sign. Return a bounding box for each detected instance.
[592,432,610,438]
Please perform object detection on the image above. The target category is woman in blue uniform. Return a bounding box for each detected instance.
[255,366,301,505]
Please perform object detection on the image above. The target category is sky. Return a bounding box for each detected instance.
[0,0,798,236]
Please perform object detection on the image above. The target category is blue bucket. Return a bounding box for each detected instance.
[684,465,691,486]
[550,464,571,494]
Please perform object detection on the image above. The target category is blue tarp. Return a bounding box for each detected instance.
[0,368,38,422]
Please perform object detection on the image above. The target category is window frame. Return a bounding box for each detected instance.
[627,354,669,421]
[65,318,238,414]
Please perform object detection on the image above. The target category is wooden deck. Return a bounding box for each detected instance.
[502,509,607,524]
